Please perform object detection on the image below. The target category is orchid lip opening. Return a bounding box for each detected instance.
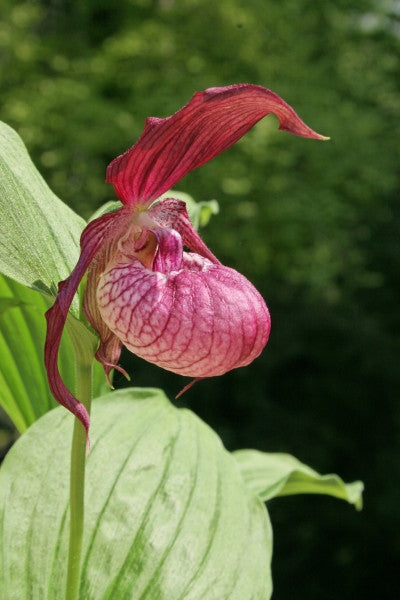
[44,83,327,436]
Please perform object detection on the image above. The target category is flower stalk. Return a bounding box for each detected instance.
[64,319,95,600]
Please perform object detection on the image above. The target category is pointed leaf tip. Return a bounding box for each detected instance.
[234,450,363,510]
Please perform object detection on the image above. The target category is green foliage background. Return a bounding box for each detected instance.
[1,0,398,597]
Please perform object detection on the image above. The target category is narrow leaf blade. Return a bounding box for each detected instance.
[0,274,106,432]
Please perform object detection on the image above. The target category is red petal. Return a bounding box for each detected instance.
[152,228,183,273]
[93,331,128,387]
[82,210,135,386]
[44,211,117,435]
[83,266,127,388]
[106,83,327,205]
[148,198,219,264]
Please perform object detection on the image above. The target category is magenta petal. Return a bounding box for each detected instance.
[93,331,127,387]
[152,228,183,273]
[44,211,117,434]
[96,253,271,378]
[148,198,219,264]
[106,83,326,205]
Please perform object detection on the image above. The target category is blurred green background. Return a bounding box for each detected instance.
[1,0,399,597]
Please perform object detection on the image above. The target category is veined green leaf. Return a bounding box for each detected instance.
[234,450,363,510]
[0,274,107,432]
[0,121,85,315]
[0,297,29,314]
[0,389,272,599]
[0,274,61,431]
[0,122,108,429]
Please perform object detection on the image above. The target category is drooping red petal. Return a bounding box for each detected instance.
[106,83,327,205]
[44,211,118,435]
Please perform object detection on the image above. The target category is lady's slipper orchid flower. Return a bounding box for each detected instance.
[45,84,326,436]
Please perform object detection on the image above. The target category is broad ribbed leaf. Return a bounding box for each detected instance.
[0,121,84,315]
[0,274,106,432]
[234,450,363,510]
[0,389,272,600]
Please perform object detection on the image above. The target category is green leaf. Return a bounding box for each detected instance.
[0,274,61,431]
[0,297,30,314]
[0,123,108,429]
[0,273,106,432]
[0,121,85,314]
[196,199,220,228]
[234,450,364,510]
[0,389,272,599]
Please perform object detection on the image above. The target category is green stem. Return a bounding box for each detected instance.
[65,359,93,600]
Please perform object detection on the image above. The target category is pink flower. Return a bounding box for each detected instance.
[45,84,326,435]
